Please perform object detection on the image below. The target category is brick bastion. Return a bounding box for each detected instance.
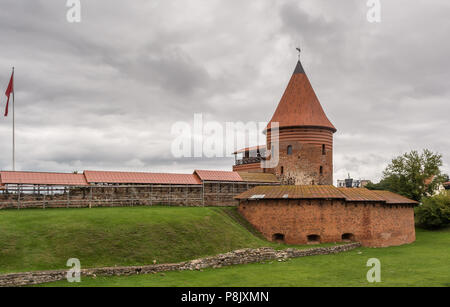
[236,186,418,248]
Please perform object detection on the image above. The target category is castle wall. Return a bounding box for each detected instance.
[366,203,416,247]
[0,182,278,209]
[0,185,203,208]
[238,199,416,247]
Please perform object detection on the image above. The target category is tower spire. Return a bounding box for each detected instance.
[293,47,305,74]
[266,59,336,132]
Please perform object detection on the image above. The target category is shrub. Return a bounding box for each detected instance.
[415,193,450,229]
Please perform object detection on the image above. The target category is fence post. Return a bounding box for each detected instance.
[202,182,205,207]
[67,186,70,208]
[17,185,21,210]
[43,188,46,209]
[89,186,93,208]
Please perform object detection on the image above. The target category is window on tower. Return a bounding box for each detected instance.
[320,166,323,175]
[287,145,293,155]
[281,166,284,174]
[322,144,326,155]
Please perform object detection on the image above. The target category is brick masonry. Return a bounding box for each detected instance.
[0,243,360,287]
[238,199,416,247]
[266,127,334,185]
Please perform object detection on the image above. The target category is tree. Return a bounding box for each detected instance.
[366,149,447,201]
[415,193,450,229]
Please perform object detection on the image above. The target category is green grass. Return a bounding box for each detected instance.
[0,206,334,274]
[42,227,450,287]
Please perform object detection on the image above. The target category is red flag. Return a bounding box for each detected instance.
[4,70,14,117]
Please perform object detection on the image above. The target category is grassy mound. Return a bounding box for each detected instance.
[0,207,262,273]
[0,206,331,274]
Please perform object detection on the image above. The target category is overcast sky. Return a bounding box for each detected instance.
[0,0,449,183]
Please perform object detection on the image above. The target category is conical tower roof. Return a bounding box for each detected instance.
[266,60,336,132]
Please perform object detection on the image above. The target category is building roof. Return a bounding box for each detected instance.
[337,188,386,202]
[371,190,419,205]
[84,170,202,185]
[237,172,280,183]
[236,186,418,205]
[0,169,280,186]
[235,185,345,200]
[194,170,243,182]
[0,171,88,186]
[266,60,336,132]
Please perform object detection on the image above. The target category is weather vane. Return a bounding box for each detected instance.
[296,47,301,60]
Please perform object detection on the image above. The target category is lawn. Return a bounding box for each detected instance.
[0,206,334,274]
[43,227,450,287]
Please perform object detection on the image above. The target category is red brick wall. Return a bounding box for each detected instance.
[266,127,333,185]
[238,199,415,247]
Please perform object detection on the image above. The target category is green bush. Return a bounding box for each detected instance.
[415,193,450,229]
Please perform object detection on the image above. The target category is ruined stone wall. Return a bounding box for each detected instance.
[266,127,333,185]
[0,243,361,287]
[238,199,415,247]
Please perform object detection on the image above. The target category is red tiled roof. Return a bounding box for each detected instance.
[337,188,386,202]
[0,171,88,186]
[84,170,201,185]
[236,186,418,205]
[194,170,243,182]
[371,190,418,205]
[233,145,266,155]
[266,61,336,132]
[235,185,345,200]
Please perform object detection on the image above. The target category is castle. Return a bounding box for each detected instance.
[234,59,417,247]
[0,57,418,247]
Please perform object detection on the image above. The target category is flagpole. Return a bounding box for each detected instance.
[12,67,15,171]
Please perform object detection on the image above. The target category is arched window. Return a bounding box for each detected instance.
[287,145,293,155]
[322,144,326,155]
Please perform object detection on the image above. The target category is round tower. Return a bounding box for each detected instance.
[265,60,336,185]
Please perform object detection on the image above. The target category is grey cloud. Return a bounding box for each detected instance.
[0,0,448,183]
